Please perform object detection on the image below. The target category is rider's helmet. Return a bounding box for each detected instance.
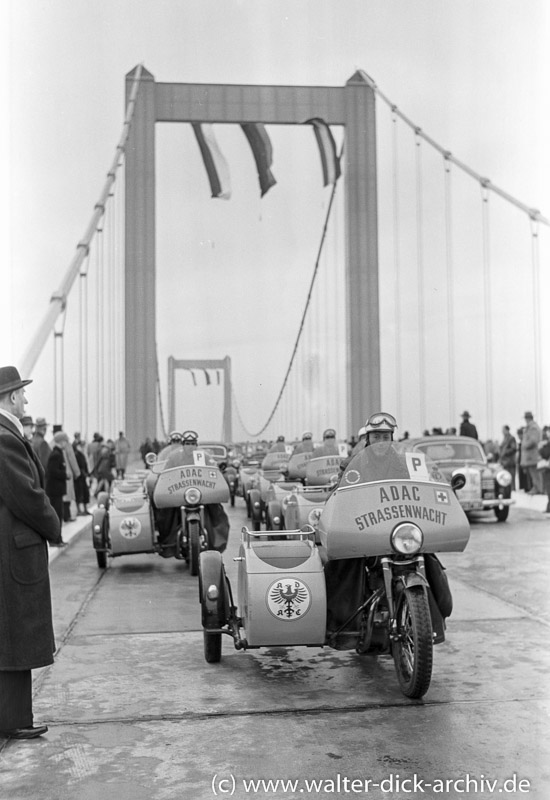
[323,428,336,439]
[276,435,285,442]
[181,430,199,446]
[364,412,398,449]
[357,425,367,441]
[168,431,183,445]
[301,431,313,440]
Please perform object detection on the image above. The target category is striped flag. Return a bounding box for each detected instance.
[306,118,341,186]
[192,123,231,199]
[241,123,277,197]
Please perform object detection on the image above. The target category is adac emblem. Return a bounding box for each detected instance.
[119,517,142,539]
[266,578,311,620]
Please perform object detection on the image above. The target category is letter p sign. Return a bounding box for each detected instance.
[405,452,429,479]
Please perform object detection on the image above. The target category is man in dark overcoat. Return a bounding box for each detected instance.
[0,366,63,740]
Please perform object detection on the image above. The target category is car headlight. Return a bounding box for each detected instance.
[183,487,202,505]
[496,469,512,488]
[390,523,423,555]
[308,508,323,526]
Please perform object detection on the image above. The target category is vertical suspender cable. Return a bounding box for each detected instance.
[392,110,402,424]
[481,182,493,438]
[415,130,426,433]
[79,251,90,437]
[530,217,543,418]
[444,155,455,426]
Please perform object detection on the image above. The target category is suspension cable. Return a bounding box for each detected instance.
[356,70,548,227]
[481,183,493,437]
[530,218,543,418]
[392,110,402,424]
[415,130,427,433]
[233,144,344,438]
[20,63,145,377]
[443,155,455,426]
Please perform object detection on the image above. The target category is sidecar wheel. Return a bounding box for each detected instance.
[188,520,201,576]
[203,630,222,663]
[392,586,433,699]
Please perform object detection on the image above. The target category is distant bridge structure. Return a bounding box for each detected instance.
[124,65,379,449]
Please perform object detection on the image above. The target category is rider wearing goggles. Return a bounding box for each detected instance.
[364,412,398,454]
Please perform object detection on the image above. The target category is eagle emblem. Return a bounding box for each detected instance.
[266,578,311,620]
[119,517,142,539]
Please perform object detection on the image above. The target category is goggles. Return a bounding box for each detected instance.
[365,412,398,430]
[181,430,199,444]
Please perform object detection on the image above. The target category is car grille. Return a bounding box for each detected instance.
[481,476,495,498]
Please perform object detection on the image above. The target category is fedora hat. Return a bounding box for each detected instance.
[20,415,34,426]
[0,366,32,395]
[35,417,48,427]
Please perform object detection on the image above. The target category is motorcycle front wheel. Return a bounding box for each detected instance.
[391,585,433,699]
[188,519,202,576]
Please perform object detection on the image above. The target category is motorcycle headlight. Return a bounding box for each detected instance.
[496,469,512,488]
[308,507,323,527]
[390,523,423,555]
[184,487,202,505]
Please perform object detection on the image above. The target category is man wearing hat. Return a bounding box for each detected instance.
[20,415,34,441]
[312,428,340,457]
[520,411,542,494]
[32,416,52,470]
[292,431,314,455]
[0,366,63,739]
[459,411,478,440]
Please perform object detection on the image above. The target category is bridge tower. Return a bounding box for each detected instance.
[124,65,379,445]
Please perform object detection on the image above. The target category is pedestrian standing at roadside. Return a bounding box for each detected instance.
[499,425,517,490]
[521,411,542,494]
[20,415,34,441]
[459,411,478,439]
[31,417,51,470]
[0,366,63,740]
[537,427,550,513]
[45,436,68,529]
[115,431,131,478]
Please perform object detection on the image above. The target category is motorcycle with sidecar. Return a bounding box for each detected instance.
[198,443,470,699]
[92,432,229,575]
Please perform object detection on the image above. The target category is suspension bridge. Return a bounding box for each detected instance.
[18,64,549,450]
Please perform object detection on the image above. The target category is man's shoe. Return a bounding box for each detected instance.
[2,725,48,739]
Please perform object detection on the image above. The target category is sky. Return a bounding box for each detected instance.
[2,0,549,443]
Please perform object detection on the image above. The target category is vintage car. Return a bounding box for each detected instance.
[197,442,229,467]
[408,435,514,522]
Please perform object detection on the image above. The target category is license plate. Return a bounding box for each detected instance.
[462,500,483,510]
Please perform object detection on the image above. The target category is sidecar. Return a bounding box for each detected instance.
[247,451,292,530]
[92,475,156,568]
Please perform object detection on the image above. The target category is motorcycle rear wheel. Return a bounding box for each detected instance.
[392,585,433,699]
[188,519,202,576]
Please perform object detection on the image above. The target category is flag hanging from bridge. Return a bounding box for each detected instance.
[306,118,341,186]
[241,123,277,197]
[192,123,231,199]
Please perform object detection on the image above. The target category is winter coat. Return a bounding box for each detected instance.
[115,437,131,470]
[45,446,67,499]
[0,415,62,670]
[459,420,478,439]
[520,421,542,467]
[499,433,517,470]
[31,431,51,471]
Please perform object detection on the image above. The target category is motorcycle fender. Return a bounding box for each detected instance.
[92,508,107,549]
[199,551,229,628]
[400,572,429,591]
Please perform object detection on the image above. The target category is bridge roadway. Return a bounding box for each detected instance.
[1,494,549,799]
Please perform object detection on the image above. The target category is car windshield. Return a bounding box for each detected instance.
[199,445,227,459]
[412,441,485,463]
